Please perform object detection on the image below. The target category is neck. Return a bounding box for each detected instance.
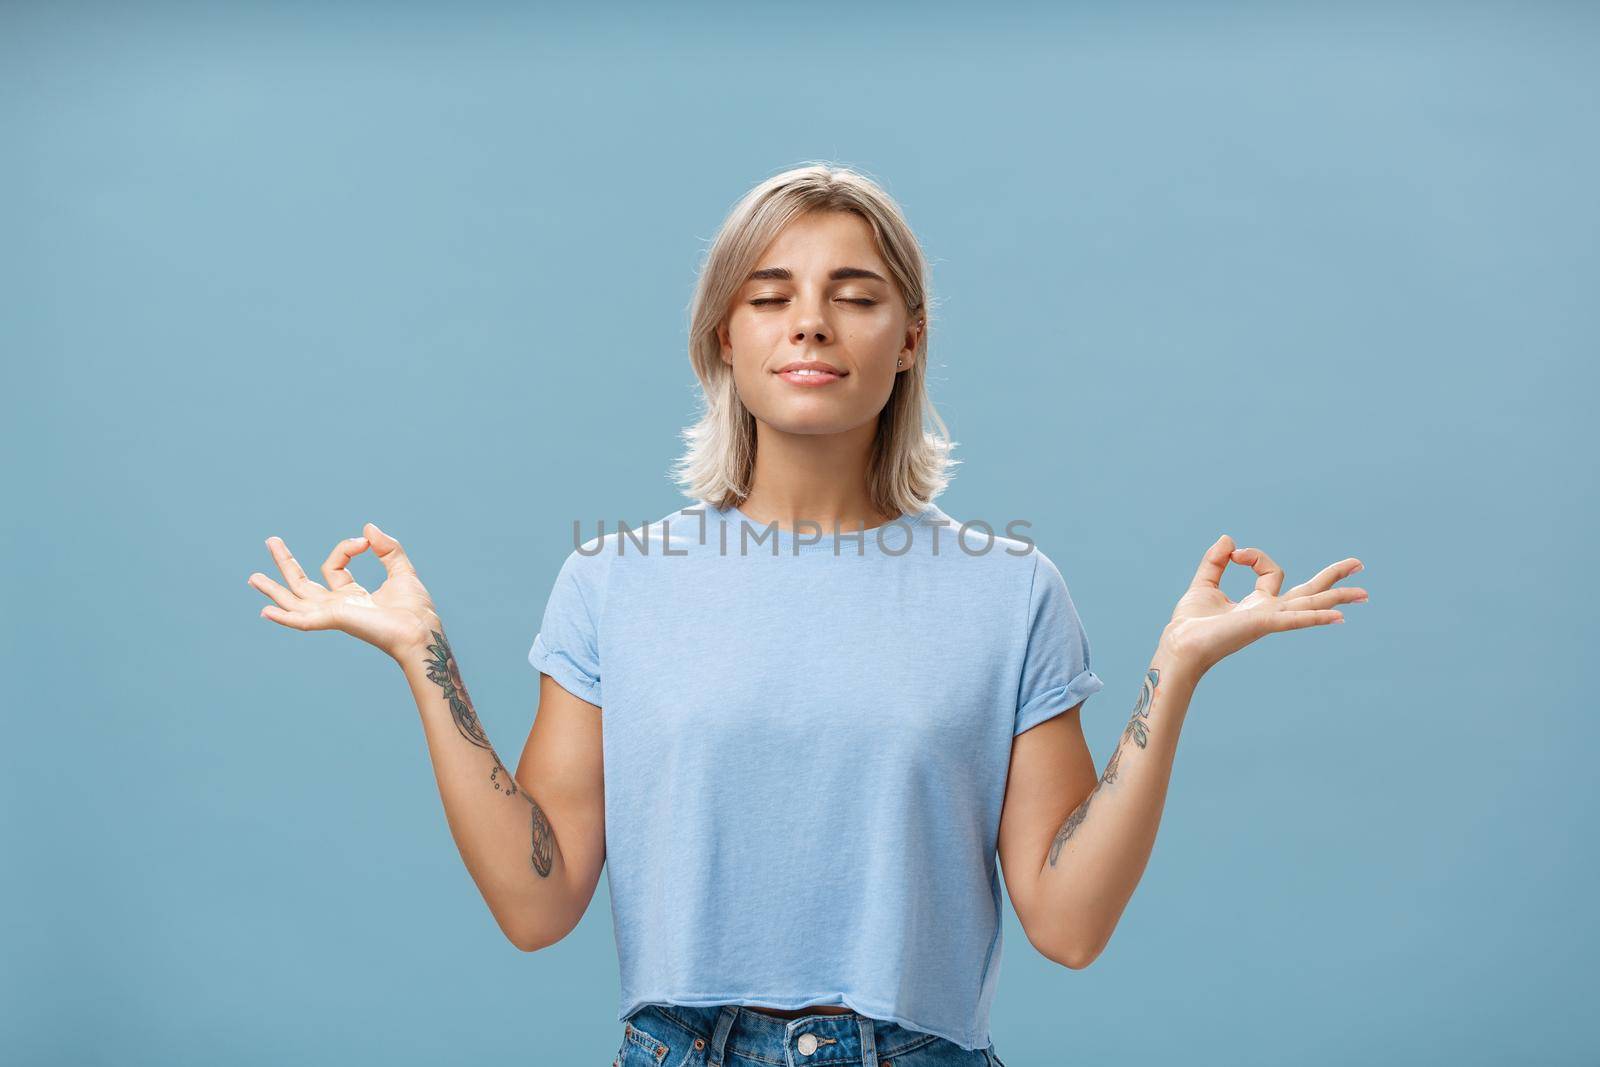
[739,418,894,532]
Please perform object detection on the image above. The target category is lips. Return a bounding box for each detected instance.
[773,360,847,387]
[776,367,844,387]
[774,360,846,377]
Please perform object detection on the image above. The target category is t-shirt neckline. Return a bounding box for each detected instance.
[708,499,940,555]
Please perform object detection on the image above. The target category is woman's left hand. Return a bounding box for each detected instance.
[1158,534,1367,679]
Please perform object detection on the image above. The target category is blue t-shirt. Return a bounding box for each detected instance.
[528,500,1104,1051]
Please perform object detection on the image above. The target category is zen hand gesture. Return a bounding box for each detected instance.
[1159,534,1367,678]
[247,522,439,659]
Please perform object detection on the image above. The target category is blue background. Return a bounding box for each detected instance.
[3,2,1594,1063]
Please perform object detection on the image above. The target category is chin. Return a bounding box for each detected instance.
[752,401,874,437]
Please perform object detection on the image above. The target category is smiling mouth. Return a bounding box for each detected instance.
[776,369,845,387]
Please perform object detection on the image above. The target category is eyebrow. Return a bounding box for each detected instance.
[746,266,888,284]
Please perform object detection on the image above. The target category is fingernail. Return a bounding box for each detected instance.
[1353,563,1364,573]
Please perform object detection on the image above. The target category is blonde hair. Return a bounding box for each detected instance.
[672,162,959,517]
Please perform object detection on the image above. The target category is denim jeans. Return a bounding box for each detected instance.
[612,1003,1008,1067]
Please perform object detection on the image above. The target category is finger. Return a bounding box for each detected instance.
[1269,608,1345,631]
[1283,557,1364,600]
[1231,545,1285,597]
[266,537,327,595]
[363,522,417,578]
[1189,534,1237,591]
[1281,586,1367,612]
[321,536,369,589]
[247,571,301,610]
[258,603,332,631]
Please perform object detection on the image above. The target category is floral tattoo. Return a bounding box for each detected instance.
[422,628,555,877]
[424,629,490,749]
[1047,668,1161,867]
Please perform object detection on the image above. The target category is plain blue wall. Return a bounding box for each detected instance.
[3,2,1594,1063]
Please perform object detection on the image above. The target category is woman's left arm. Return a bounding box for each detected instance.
[1001,534,1367,969]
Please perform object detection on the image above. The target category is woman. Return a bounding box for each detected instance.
[247,164,1367,1067]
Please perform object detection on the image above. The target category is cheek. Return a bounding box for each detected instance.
[724,319,771,365]
[846,318,904,353]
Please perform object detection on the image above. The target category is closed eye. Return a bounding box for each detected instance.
[750,298,878,307]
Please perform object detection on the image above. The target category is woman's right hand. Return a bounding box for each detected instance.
[248,522,440,659]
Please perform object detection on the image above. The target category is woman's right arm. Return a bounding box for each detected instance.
[249,523,605,952]
[396,627,601,953]
[395,627,604,951]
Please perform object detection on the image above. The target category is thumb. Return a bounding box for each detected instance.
[363,522,417,577]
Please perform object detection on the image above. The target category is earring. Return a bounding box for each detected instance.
[897,358,903,367]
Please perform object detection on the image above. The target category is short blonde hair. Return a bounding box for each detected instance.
[672,162,959,517]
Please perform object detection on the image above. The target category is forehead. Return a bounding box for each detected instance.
[753,210,885,271]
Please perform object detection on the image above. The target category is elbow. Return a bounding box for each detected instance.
[500,913,557,953]
[1052,943,1101,970]
[1038,927,1105,970]
[507,920,565,953]
[511,934,548,953]
[1024,918,1101,970]
[498,876,588,952]
[503,907,580,953]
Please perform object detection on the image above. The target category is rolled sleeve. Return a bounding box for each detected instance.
[1014,551,1104,736]
[528,549,604,708]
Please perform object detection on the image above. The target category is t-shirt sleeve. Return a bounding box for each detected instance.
[528,548,604,708]
[1014,550,1105,736]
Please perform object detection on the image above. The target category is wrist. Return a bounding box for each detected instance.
[388,624,439,665]
[1150,637,1206,691]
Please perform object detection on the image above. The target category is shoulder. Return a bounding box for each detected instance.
[553,502,709,584]
[920,507,1092,627]
[546,522,615,609]
[920,505,1047,573]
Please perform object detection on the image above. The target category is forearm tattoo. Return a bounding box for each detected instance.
[422,628,556,877]
[424,629,491,749]
[1047,667,1161,868]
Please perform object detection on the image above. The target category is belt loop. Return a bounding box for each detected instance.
[857,1016,878,1066]
[708,1005,739,1067]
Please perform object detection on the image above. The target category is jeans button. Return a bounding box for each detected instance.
[797,1033,818,1055]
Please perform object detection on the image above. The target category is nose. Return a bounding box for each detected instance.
[790,299,831,345]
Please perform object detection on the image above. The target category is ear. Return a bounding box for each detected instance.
[717,320,733,365]
[900,315,925,366]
